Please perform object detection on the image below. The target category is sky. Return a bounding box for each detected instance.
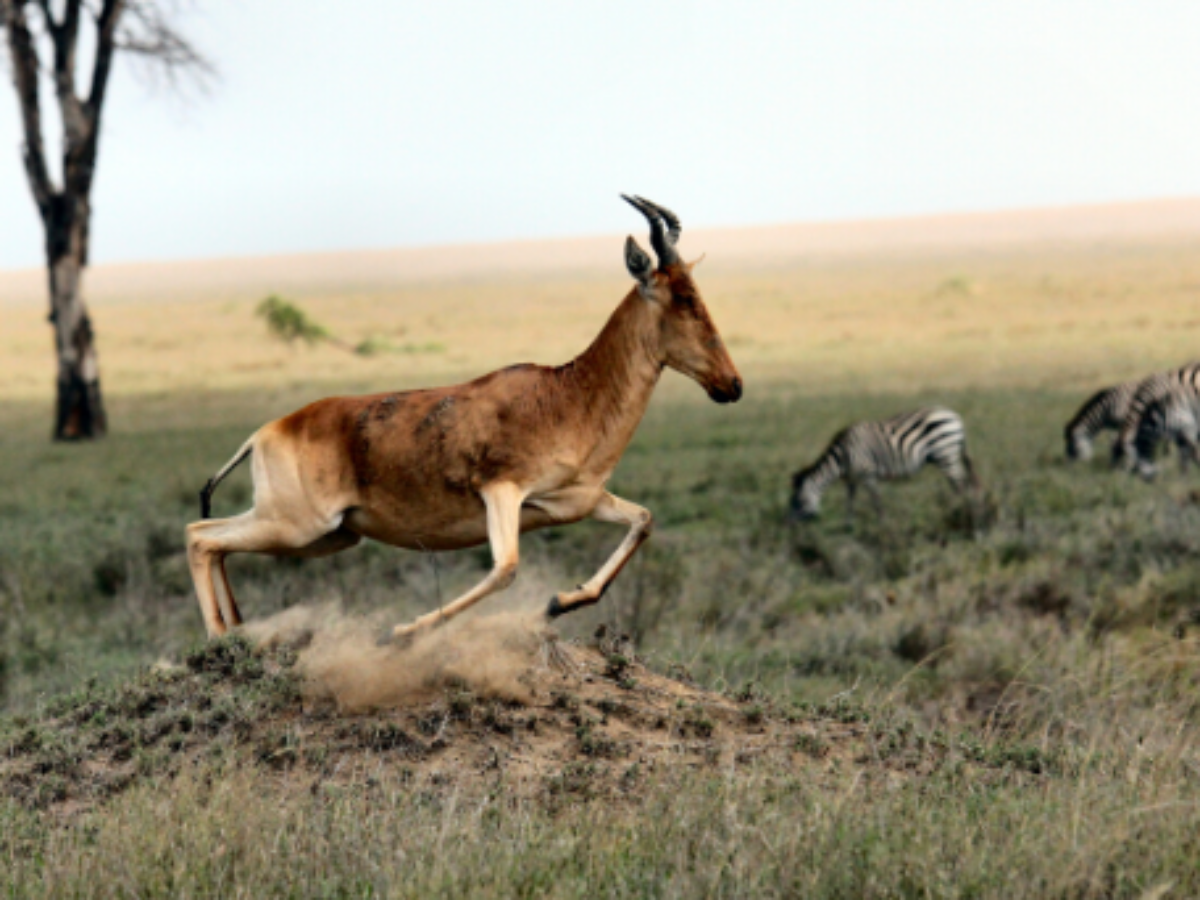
[2,1,1200,269]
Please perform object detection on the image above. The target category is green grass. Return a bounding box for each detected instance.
[2,738,1198,897]
[3,380,1200,896]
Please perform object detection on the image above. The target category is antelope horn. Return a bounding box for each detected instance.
[620,194,682,268]
[635,195,681,246]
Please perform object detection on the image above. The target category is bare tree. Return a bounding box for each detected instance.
[1,1,209,440]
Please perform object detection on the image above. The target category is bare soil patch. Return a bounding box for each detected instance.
[0,620,883,814]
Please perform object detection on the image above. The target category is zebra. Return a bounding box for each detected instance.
[1124,389,1200,480]
[788,407,977,521]
[1064,378,1145,463]
[1116,362,1200,479]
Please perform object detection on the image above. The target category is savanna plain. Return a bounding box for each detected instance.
[3,201,1200,897]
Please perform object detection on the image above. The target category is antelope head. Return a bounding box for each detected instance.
[622,195,743,404]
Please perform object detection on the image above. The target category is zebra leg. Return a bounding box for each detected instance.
[1179,436,1198,474]
[1109,439,1126,469]
[939,453,979,533]
[864,480,884,519]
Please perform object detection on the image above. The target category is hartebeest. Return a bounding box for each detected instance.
[186,197,743,641]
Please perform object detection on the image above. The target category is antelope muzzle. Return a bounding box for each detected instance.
[708,374,744,404]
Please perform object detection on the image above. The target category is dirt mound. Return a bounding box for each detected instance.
[0,619,883,814]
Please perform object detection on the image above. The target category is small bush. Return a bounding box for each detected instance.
[256,295,330,347]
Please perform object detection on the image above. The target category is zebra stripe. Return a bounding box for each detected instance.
[1064,378,1144,462]
[1126,387,1200,479]
[789,407,975,520]
[1117,362,1200,477]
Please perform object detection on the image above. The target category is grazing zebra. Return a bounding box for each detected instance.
[1064,378,1145,463]
[1125,390,1199,479]
[1116,362,1200,479]
[788,407,976,521]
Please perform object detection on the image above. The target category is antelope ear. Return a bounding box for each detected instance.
[686,253,706,272]
[624,236,654,286]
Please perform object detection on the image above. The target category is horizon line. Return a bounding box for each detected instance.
[4,194,1200,275]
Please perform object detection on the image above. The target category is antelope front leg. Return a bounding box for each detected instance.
[547,492,653,619]
[392,481,525,642]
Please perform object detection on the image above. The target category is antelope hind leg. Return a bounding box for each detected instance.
[214,557,242,629]
[187,521,229,637]
[187,511,354,639]
[547,492,653,619]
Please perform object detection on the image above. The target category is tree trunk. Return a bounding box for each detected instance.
[48,239,106,441]
[5,0,207,441]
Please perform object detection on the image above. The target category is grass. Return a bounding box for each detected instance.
[6,234,1200,406]
[3,228,1200,894]
[2,734,1198,897]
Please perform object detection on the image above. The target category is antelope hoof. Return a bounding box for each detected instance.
[546,595,567,619]
[391,619,434,647]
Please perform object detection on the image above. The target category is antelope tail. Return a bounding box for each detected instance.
[199,434,257,519]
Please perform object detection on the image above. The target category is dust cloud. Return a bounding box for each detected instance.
[242,600,557,714]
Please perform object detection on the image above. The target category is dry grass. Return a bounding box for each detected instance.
[5,199,1200,896]
[4,199,1200,420]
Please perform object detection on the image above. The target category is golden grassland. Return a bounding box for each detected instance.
[4,198,1200,433]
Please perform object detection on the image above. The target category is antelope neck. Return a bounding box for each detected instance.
[557,289,664,449]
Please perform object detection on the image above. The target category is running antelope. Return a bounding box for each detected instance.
[186,197,743,641]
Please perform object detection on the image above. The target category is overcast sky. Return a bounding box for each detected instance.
[2,1,1200,269]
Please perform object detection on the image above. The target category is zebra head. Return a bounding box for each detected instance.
[788,469,823,521]
[1064,427,1093,462]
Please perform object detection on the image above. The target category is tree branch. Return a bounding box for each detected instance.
[32,0,56,33]
[86,0,121,116]
[56,0,121,202]
[1,0,56,218]
[111,0,211,92]
[4,0,212,219]
[39,0,90,149]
